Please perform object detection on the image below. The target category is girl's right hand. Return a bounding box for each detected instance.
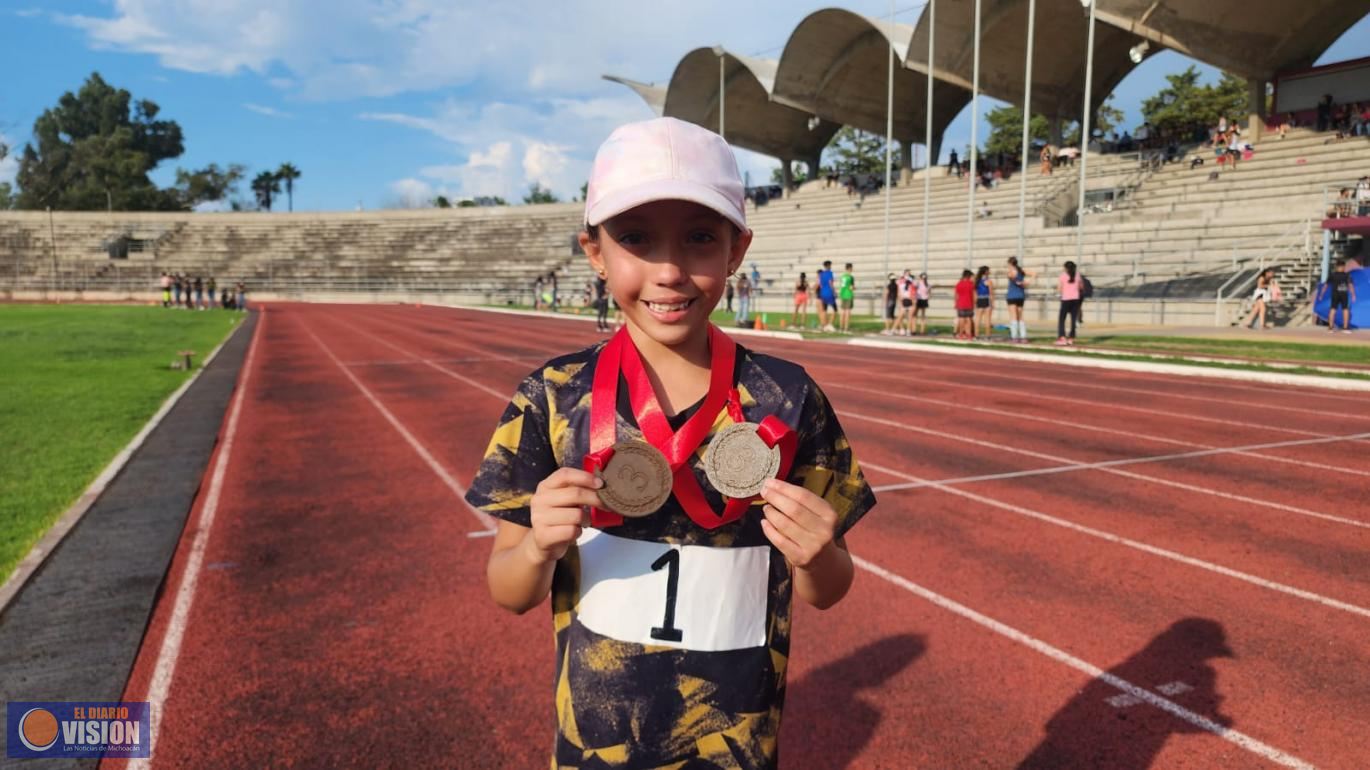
[526,468,603,564]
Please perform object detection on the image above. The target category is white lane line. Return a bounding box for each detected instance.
[851,555,1314,768]
[824,379,1370,480]
[868,430,1370,511]
[302,323,497,533]
[859,457,1370,621]
[843,410,1370,531]
[133,310,265,770]
[805,345,1365,439]
[337,318,517,401]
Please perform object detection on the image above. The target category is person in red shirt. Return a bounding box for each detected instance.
[954,268,975,340]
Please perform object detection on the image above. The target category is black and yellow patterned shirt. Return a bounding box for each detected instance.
[466,338,875,769]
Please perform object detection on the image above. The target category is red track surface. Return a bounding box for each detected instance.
[105,304,1370,769]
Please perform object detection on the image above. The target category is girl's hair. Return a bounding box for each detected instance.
[1007,256,1019,268]
[1064,260,1078,283]
[976,265,990,282]
[961,269,974,279]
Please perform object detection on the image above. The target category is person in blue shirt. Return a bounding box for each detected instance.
[1005,257,1037,343]
[817,260,837,332]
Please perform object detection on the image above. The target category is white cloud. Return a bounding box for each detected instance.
[388,177,436,208]
[243,103,292,118]
[0,133,18,186]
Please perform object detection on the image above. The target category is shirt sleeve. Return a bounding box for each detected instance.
[463,369,558,528]
[787,378,876,539]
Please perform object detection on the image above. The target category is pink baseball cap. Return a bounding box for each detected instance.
[584,117,747,232]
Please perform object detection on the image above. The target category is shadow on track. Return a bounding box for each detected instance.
[1017,617,1234,770]
[782,633,927,768]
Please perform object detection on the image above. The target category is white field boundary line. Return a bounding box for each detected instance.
[131,310,263,770]
[441,302,806,340]
[867,430,1370,507]
[843,339,1370,419]
[842,409,1370,532]
[301,320,497,535]
[325,309,1318,768]
[858,456,1370,621]
[821,380,1370,479]
[0,315,250,616]
[851,555,1315,770]
[849,336,1370,393]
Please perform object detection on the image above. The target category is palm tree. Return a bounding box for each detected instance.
[251,171,280,212]
[276,163,302,212]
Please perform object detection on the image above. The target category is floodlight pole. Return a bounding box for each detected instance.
[922,0,934,276]
[718,52,726,138]
[884,0,895,281]
[1017,0,1036,262]
[966,0,982,269]
[1076,0,1096,268]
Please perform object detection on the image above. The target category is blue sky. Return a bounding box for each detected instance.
[1,1,1366,212]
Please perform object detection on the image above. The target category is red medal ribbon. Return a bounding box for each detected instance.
[584,325,797,529]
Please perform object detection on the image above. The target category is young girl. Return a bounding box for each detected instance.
[954,269,975,339]
[793,271,809,329]
[467,118,875,768]
[1241,268,1277,330]
[882,272,898,335]
[1056,261,1085,345]
[913,273,930,336]
[1004,257,1036,343]
[973,266,993,340]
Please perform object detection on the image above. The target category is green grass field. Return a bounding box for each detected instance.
[0,305,242,585]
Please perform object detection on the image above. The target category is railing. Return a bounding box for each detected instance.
[1212,218,1315,325]
[1323,180,1370,219]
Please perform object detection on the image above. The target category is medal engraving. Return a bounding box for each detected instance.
[597,439,673,517]
[705,422,782,498]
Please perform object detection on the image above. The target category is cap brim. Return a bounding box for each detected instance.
[585,179,747,233]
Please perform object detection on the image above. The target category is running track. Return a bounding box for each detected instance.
[106,304,1370,769]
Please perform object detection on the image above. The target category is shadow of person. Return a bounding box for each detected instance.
[781,633,927,769]
[1017,617,1235,770]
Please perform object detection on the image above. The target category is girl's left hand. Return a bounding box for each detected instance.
[758,478,838,569]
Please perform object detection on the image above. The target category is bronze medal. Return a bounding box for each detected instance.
[705,422,782,499]
[596,439,673,517]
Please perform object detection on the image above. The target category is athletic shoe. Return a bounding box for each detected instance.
[1054,337,1068,346]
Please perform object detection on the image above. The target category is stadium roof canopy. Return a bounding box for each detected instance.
[606,2,1369,164]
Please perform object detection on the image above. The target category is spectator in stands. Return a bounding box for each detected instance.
[1225,127,1243,170]
[751,263,762,297]
[974,265,994,340]
[206,276,217,309]
[977,201,993,219]
[1056,261,1085,346]
[913,272,931,336]
[594,274,609,332]
[1357,176,1370,216]
[793,272,810,330]
[160,272,172,307]
[735,272,752,325]
[1040,145,1053,176]
[882,273,898,335]
[1328,188,1355,219]
[1240,268,1276,330]
[1319,260,1357,333]
[1317,94,1333,132]
[947,149,959,176]
[1005,257,1035,343]
[954,270,976,340]
[838,263,856,333]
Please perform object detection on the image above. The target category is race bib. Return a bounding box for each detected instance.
[574,529,770,652]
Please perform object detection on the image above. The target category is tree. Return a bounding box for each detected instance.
[983,106,1049,158]
[275,163,302,212]
[769,161,810,187]
[433,195,452,208]
[251,171,280,211]
[0,142,12,210]
[523,182,559,204]
[16,72,186,210]
[1140,66,1249,140]
[822,126,899,175]
[172,163,245,209]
